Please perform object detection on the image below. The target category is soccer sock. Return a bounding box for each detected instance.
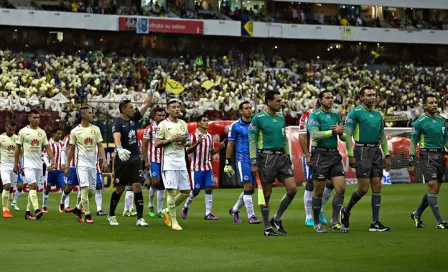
[77,190,81,206]
[232,192,244,212]
[29,189,39,211]
[371,192,381,222]
[304,189,313,219]
[26,194,32,212]
[42,191,49,208]
[260,197,270,229]
[134,192,144,219]
[427,193,444,224]
[109,191,122,216]
[321,186,333,211]
[149,186,156,208]
[95,190,102,211]
[274,192,296,221]
[415,193,429,217]
[78,187,90,215]
[345,190,366,213]
[205,192,213,215]
[183,191,198,209]
[125,191,133,211]
[312,195,323,224]
[243,191,255,218]
[13,189,22,205]
[167,189,178,224]
[157,190,165,213]
[332,191,344,223]
[174,192,189,207]
[8,192,13,210]
[2,190,9,211]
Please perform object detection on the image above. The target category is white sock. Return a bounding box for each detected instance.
[232,192,244,212]
[183,192,197,209]
[13,190,22,204]
[125,191,134,210]
[43,192,49,208]
[95,190,102,211]
[156,190,165,213]
[304,190,313,219]
[77,190,81,206]
[205,193,213,215]
[321,187,333,211]
[243,194,255,218]
[65,195,70,208]
[149,187,156,208]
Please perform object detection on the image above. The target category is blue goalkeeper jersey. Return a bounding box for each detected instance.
[228,118,250,163]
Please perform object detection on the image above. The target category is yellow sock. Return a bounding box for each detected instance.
[29,189,39,211]
[26,194,33,212]
[175,192,190,208]
[80,187,90,215]
[8,192,13,210]
[167,190,177,224]
[2,190,9,211]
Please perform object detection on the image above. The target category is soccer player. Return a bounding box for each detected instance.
[94,151,107,216]
[42,127,65,213]
[225,101,261,224]
[65,106,107,223]
[182,115,225,220]
[409,94,448,229]
[107,92,153,227]
[1,120,19,218]
[249,90,297,236]
[14,110,56,220]
[299,101,334,227]
[341,86,391,232]
[307,91,348,233]
[59,130,77,213]
[142,107,166,218]
[155,99,192,231]
[10,172,23,211]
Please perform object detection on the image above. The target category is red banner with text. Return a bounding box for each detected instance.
[149,18,204,34]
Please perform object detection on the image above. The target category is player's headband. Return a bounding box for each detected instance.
[168,99,182,105]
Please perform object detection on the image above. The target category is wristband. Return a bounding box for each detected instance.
[117,146,123,150]
[409,155,415,166]
[225,159,231,165]
[148,88,155,95]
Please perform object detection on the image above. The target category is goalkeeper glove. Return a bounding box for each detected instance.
[224,159,235,178]
[117,146,131,162]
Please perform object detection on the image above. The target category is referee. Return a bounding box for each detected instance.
[107,87,154,227]
[249,90,297,236]
[409,94,448,229]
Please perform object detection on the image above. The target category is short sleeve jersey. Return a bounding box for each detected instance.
[156,118,189,171]
[112,111,143,165]
[70,124,103,168]
[17,126,49,169]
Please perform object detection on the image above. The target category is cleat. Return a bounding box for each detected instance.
[161,209,172,227]
[369,221,390,232]
[73,208,84,223]
[11,203,20,211]
[229,209,241,223]
[270,218,287,235]
[25,212,36,220]
[249,215,261,224]
[204,213,219,220]
[129,208,137,217]
[136,218,149,227]
[85,214,94,224]
[107,216,119,226]
[172,222,183,231]
[2,210,14,218]
[155,212,164,218]
[264,227,278,236]
[35,209,44,220]
[123,210,130,217]
[42,207,48,214]
[305,217,314,227]
[314,223,327,233]
[148,207,156,218]
[65,207,74,213]
[330,221,349,233]
[181,208,188,220]
[436,221,448,229]
[319,210,328,225]
[59,204,65,214]
[410,212,424,228]
[340,207,350,229]
[96,210,106,216]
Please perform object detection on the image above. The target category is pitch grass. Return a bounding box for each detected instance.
[0,184,446,272]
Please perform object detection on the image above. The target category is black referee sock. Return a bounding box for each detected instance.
[345,190,365,213]
[134,192,144,219]
[109,191,122,217]
[261,197,270,229]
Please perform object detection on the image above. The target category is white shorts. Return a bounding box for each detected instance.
[77,167,96,190]
[162,170,191,190]
[0,169,18,187]
[24,168,43,185]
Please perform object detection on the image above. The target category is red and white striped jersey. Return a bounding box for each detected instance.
[61,134,78,168]
[299,109,314,152]
[43,138,64,170]
[189,129,214,171]
[143,123,163,163]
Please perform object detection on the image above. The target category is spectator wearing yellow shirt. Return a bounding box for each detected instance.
[340,17,350,26]
[71,0,79,12]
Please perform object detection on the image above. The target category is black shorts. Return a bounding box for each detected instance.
[114,161,145,186]
[310,150,345,181]
[258,153,294,184]
[354,146,383,179]
[420,151,445,183]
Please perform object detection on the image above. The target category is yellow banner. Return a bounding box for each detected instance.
[243,21,254,37]
[165,78,185,95]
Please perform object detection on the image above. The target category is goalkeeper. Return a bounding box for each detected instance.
[224,101,261,224]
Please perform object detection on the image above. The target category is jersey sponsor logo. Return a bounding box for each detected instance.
[308,120,319,125]
[84,137,94,145]
[128,129,137,145]
[345,117,353,124]
[7,145,15,152]
[31,139,40,146]
[249,123,257,130]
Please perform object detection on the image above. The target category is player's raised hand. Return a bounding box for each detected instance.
[349,156,356,168]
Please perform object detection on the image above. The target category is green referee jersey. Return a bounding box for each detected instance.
[308,108,342,149]
[249,110,288,164]
[410,114,448,150]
